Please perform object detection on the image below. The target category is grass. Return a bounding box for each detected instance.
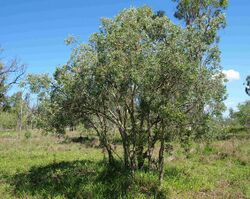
[0,130,249,198]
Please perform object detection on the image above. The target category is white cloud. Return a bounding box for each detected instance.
[223,69,240,81]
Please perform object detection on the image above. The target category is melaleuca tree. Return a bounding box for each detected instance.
[172,0,228,26]
[51,7,195,169]
[172,0,227,143]
[28,4,227,183]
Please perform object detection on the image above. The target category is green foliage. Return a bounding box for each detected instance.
[22,74,51,100]
[231,101,250,130]
[221,101,250,139]
[0,92,32,131]
[0,111,17,129]
[24,131,32,139]
[172,0,228,26]
[24,4,227,181]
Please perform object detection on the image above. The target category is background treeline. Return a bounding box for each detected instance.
[1,90,248,140]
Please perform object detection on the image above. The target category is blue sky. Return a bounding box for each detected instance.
[0,0,249,113]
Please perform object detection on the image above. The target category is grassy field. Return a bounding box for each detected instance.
[0,131,249,199]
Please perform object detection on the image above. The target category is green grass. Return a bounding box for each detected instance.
[0,131,249,198]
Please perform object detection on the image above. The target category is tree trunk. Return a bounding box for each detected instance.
[106,144,115,166]
[158,129,165,184]
[119,127,130,169]
[137,144,145,169]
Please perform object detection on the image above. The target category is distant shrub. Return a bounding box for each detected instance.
[0,112,17,130]
[203,144,216,155]
[24,131,32,139]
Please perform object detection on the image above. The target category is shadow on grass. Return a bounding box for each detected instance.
[11,160,131,198]
[69,136,96,144]
[62,135,123,146]
[61,136,101,148]
[10,160,175,199]
[11,160,169,198]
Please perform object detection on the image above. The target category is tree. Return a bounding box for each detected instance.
[172,0,228,26]
[230,101,250,131]
[245,75,250,96]
[20,74,54,131]
[0,49,25,110]
[172,0,227,140]
[0,48,26,131]
[26,4,227,183]
[0,92,31,131]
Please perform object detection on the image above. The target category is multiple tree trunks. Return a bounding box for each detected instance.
[22,1,228,184]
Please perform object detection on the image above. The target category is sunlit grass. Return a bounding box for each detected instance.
[0,131,249,198]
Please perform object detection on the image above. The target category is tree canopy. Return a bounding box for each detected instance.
[230,101,250,130]
[24,2,227,182]
[0,50,25,111]
[245,75,250,96]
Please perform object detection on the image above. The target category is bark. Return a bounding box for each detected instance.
[158,126,165,184]
[119,127,130,169]
[105,143,115,166]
